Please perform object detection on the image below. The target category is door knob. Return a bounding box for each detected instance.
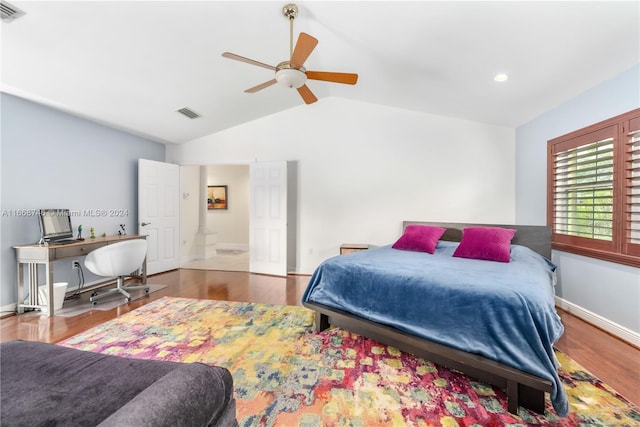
[141,222,151,226]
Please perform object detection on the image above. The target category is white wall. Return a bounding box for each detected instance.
[167,97,516,273]
[180,164,250,263]
[206,164,249,249]
[515,64,640,336]
[180,165,200,264]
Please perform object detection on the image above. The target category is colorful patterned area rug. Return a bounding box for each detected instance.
[59,297,639,426]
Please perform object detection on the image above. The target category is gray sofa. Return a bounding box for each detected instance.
[0,340,238,427]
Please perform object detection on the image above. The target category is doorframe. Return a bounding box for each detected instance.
[177,161,296,274]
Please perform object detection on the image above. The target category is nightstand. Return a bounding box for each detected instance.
[340,244,372,255]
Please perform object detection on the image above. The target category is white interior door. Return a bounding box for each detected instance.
[138,159,180,275]
[249,161,287,276]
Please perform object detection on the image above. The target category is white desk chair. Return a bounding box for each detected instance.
[85,239,149,305]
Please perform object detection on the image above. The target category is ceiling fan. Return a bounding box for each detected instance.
[221,3,358,105]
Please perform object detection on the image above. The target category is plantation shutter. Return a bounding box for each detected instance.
[550,126,616,251]
[625,116,640,256]
[548,109,640,266]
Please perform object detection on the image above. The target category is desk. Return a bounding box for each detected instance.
[14,235,147,316]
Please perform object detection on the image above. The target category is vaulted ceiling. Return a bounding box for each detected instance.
[2,1,638,144]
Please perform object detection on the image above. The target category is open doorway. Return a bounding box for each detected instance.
[180,164,250,272]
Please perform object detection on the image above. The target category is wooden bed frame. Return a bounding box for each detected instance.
[303,221,554,415]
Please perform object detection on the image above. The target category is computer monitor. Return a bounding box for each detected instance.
[38,209,73,243]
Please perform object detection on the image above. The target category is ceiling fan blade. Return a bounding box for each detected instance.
[244,79,277,93]
[290,32,318,68]
[306,71,358,85]
[297,84,318,104]
[222,52,276,71]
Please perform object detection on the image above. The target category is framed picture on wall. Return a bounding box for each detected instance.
[207,185,228,210]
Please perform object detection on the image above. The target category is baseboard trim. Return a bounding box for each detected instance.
[1,303,17,316]
[555,296,640,348]
[216,243,249,252]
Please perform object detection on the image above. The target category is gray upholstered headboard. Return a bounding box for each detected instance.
[402,221,552,259]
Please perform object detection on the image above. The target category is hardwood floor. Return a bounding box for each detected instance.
[1,268,638,407]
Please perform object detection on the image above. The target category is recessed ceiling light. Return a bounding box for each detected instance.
[494,73,509,82]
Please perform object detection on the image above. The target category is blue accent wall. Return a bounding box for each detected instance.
[516,64,639,225]
[515,64,640,334]
[0,93,165,309]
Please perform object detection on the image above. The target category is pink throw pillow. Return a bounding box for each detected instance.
[392,225,446,254]
[453,227,517,263]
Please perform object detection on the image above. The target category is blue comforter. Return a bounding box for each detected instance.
[302,241,568,416]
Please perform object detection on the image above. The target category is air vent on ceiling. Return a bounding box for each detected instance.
[177,107,201,119]
[1,0,25,23]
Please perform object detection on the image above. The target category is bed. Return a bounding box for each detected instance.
[302,221,568,417]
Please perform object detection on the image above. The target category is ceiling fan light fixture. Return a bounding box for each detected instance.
[221,3,357,104]
[275,65,307,89]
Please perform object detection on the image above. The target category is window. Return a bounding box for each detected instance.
[547,108,640,267]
